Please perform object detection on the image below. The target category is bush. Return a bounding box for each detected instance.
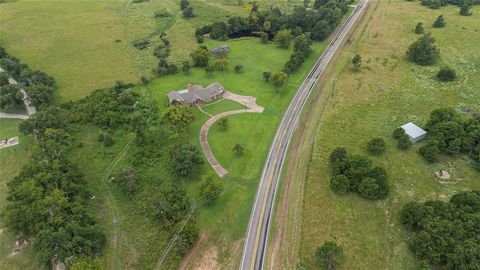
[414,22,424,34]
[432,15,445,28]
[330,174,349,193]
[196,35,204,44]
[133,39,150,50]
[170,144,204,177]
[316,241,343,270]
[263,71,272,82]
[419,140,440,162]
[234,64,243,73]
[260,32,269,43]
[199,174,224,204]
[436,66,456,81]
[393,127,405,139]
[397,134,412,150]
[367,137,386,155]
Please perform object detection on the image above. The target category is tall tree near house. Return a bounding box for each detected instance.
[162,105,195,136]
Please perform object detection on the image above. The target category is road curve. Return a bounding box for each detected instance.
[239,1,369,269]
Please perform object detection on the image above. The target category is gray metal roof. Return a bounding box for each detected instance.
[401,122,427,139]
[168,82,224,104]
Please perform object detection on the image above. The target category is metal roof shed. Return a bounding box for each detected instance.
[401,122,427,143]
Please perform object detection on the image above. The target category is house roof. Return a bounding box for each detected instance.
[168,82,224,104]
[209,45,230,55]
[401,122,427,139]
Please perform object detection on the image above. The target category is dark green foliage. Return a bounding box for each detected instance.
[199,174,224,204]
[407,34,440,66]
[163,104,195,136]
[260,32,269,43]
[190,47,210,67]
[0,72,9,86]
[182,6,194,18]
[0,84,23,109]
[421,108,480,168]
[283,34,312,74]
[154,185,191,225]
[234,64,243,73]
[419,140,440,162]
[232,143,245,155]
[263,71,272,82]
[210,21,229,40]
[400,191,480,268]
[352,54,362,71]
[170,144,204,177]
[315,241,343,270]
[367,137,386,155]
[180,0,189,10]
[133,39,150,50]
[270,71,289,88]
[19,69,55,87]
[274,29,293,49]
[182,61,191,73]
[311,20,332,41]
[433,15,445,28]
[329,148,389,199]
[415,22,424,34]
[398,133,413,149]
[218,117,228,130]
[460,4,472,16]
[27,84,54,108]
[393,127,406,139]
[196,35,204,43]
[437,66,456,81]
[118,166,139,196]
[98,132,114,147]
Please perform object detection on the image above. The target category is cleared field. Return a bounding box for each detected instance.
[298,1,480,269]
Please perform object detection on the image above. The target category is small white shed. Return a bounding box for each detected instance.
[401,122,427,143]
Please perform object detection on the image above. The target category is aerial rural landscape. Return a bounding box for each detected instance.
[0,0,478,269]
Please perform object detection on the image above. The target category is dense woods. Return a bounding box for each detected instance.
[400,191,480,269]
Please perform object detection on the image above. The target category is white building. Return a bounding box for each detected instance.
[401,122,427,143]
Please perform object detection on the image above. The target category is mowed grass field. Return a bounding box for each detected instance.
[298,1,480,269]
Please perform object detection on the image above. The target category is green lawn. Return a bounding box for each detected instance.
[299,1,480,269]
[0,119,42,270]
[200,99,246,115]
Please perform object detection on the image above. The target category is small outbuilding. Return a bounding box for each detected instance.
[209,45,230,57]
[401,122,427,143]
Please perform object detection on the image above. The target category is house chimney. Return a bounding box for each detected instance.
[187,83,193,91]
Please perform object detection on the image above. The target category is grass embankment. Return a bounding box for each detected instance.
[298,1,480,269]
[0,119,42,269]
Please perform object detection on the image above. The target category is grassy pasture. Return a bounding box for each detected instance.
[298,1,480,269]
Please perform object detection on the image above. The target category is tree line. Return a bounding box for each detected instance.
[0,46,55,110]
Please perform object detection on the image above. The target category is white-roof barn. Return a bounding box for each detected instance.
[401,122,427,143]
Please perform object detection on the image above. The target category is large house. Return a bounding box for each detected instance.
[167,82,225,106]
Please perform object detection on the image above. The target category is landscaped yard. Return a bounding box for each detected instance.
[298,1,480,269]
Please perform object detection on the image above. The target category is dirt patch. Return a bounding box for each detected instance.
[435,170,451,180]
[179,231,219,270]
[7,240,28,257]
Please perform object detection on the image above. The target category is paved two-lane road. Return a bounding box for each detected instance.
[240,1,369,269]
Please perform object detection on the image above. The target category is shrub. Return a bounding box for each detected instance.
[170,144,204,177]
[330,175,349,193]
[367,137,386,155]
[260,32,269,43]
[414,22,424,34]
[316,241,343,270]
[393,127,405,139]
[133,39,150,50]
[419,140,440,162]
[432,15,445,28]
[234,64,243,73]
[199,174,224,204]
[406,34,439,66]
[263,71,272,82]
[397,134,412,150]
[436,66,456,81]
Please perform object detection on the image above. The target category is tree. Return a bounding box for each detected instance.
[311,20,332,41]
[205,65,215,75]
[263,21,271,32]
[398,134,412,150]
[460,4,472,16]
[270,71,288,89]
[273,29,293,49]
[414,22,424,34]
[190,47,210,67]
[419,140,440,162]
[199,174,224,204]
[437,66,456,81]
[182,61,191,73]
[218,117,228,130]
[263,71,272,82]
[0,84,23,109]
[27,84,54,108]
[183,6,194,18]
[352,54,362,71]
[19,69,55,87]
[393,127,405,139]
[170,144,204,176]
[293,34,312,58]
[330,175,349,193]
[260,32,269,44]
[304,0,310,8]
[163,105,195,136]
[432,15,445,28]
[196,35,204,43]
[232,143,245,155]
[234,64,243,73]
[314,0,328,9]
[367,137,386,155]
[407,34,440,66]
[316,241,343,270]
[213,59,229,72]
[180,0,189,10]
[0,72,9,86]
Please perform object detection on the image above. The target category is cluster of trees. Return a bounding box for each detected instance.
[407,34,440,66]
[419,0,478,14]
[263,71,289,89]
[0,46,55,109]
[4,108,105,266]
[400,191,480,269]
[418,108,480,168]
[283,33,313,73]
[180,0,194,18]
[393,127,413,149]
[329,147,389,199]
[195,0,350,42]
